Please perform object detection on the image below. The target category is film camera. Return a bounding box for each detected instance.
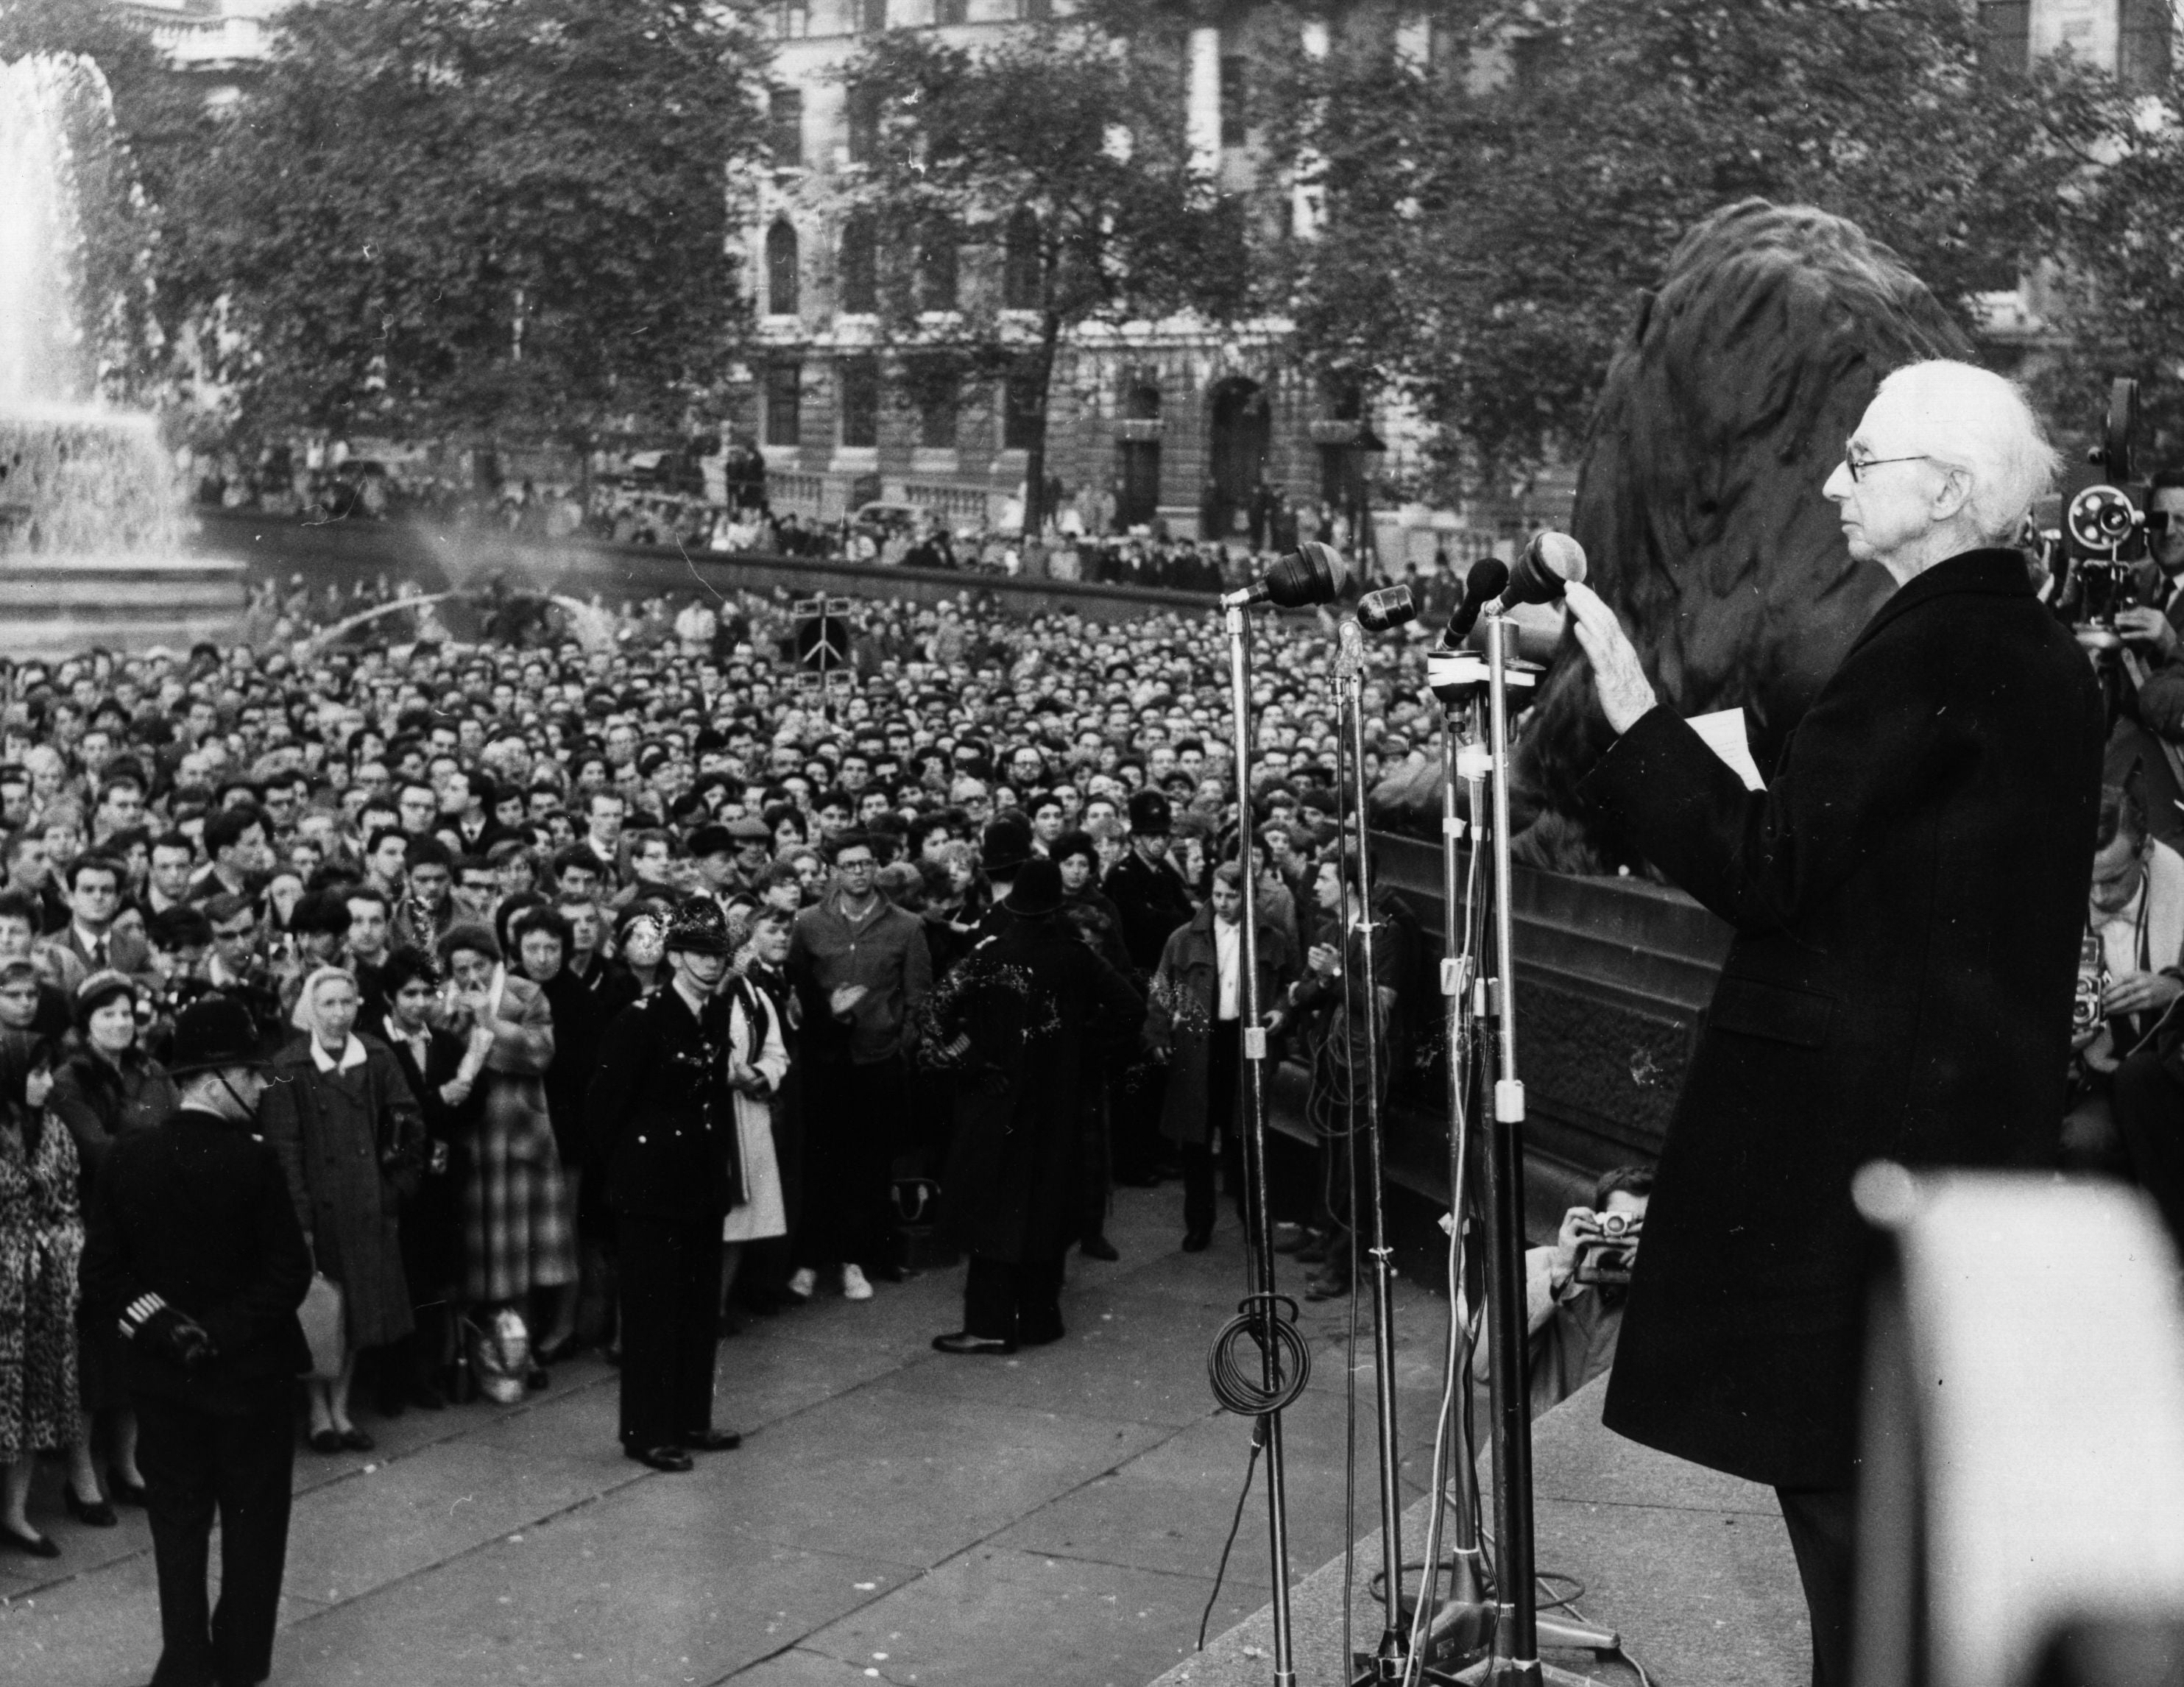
[2040,378,2155,651]
[1571,1209,1642,1288]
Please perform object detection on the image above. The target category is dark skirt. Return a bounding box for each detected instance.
[75,1304,124,1415]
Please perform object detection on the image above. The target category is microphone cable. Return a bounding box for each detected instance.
[1206,1291,1311,1415]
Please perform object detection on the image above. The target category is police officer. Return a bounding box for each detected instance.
[79,995,310,1687]
[587,898,752,1471]
[1103,790,1196,1185]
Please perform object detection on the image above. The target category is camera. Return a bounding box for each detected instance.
[1572,1209,1642,1287]
[2038,378,2151,652]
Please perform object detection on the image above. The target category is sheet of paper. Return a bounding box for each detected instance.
[1687,707,1765,792]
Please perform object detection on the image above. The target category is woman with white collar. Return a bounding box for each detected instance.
[260,966,424,1453]
[718,909,791,1323]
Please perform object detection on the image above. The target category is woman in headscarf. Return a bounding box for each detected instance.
[436,924,573,1384]
[258,966,423,1453]
[46,969,177,1512]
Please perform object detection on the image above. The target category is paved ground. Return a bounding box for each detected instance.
[0,1184,1479,1687]
[0,1180,1806,1687]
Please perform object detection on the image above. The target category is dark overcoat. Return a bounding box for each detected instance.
[258,1036,423,1350]
[80,1106,313,1415]
[587,984,743,1223]
[1580,548,2105,1488]
[1144,905,1298,1148]
[1106,849,1198,975]
[933,913,1143,1263]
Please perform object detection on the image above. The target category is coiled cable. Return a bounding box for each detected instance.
[1206,1291,1312,1415]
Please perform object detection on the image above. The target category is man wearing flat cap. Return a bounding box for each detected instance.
[81,996,309,1687]
[587,896,753,1471]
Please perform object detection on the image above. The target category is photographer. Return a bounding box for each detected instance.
[2112,470,2184,666]
[2082,777,2184,1253]
[1474,1167,1654,1420]
[2065,777,2184,1170]
[2107,471,2184,847]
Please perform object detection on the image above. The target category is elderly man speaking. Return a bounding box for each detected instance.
[1564,360,2104,1687]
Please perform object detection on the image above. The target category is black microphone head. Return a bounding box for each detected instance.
[1264,540,1348,609]
[1357,584,1416,632]
[1440,558,1508,648]
[1504,532,1587,608]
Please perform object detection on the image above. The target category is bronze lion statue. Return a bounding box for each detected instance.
[1510,199,1973,871]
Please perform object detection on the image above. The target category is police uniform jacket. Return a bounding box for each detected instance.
[1105,848,1197,975]
[1580,549,2105,1489]
[79,1104,313,1415]
[587,983,743,1221]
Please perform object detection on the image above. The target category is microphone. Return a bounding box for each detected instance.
[1502,531,1586,609]
[1439,559,1509,649]
[1220,540,1348,611]
[1333,615,1367,681]
[1356,585,1415,632]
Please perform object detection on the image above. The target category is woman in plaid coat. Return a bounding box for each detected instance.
[437,927,574,1357]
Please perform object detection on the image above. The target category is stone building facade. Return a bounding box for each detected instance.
[736,0,1377,542]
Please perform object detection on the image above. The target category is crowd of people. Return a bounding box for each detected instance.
[0,573,1452,1630]
[189,437,1433,595]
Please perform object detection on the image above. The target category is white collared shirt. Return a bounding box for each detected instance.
[382,1013,429,1071]
[1215,917,1241,1022]
[309,1033,369,1075]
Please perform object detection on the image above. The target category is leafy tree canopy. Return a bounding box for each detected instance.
[2042,63,2184,455]
[1261,0,2119,482]
[166,0,769,451]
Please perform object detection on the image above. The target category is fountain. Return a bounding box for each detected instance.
[0,54,244,652]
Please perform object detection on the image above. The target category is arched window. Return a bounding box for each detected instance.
[918,219,958,313]
[766,220,799,317]
[1003,208,1040,311]
[838,213,877,314]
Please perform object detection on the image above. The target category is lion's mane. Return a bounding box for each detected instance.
[1510,199,1973,871]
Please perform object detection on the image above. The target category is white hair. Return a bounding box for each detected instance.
[1873,360,2059,540]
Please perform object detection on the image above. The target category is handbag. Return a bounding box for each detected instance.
[297,1271,345,1381]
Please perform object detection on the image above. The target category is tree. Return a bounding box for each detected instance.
[164,0,768,464]
[836,19,1250,536]
[1262,0,2118,482]
[2043,66,2184,454]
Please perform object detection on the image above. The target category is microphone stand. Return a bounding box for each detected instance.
[1416,626,1616,1687]
[1221,600,1300,1687]
[1476,607,1544,1686]
[1335,628,1413,1687]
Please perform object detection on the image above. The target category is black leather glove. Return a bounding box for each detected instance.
[119,1294,217,1369]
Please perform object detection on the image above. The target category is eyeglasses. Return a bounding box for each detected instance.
[1842,443,1938,483]
[837,857,876,871]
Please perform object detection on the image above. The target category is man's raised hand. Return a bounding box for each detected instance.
[1564,581,1658,735]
